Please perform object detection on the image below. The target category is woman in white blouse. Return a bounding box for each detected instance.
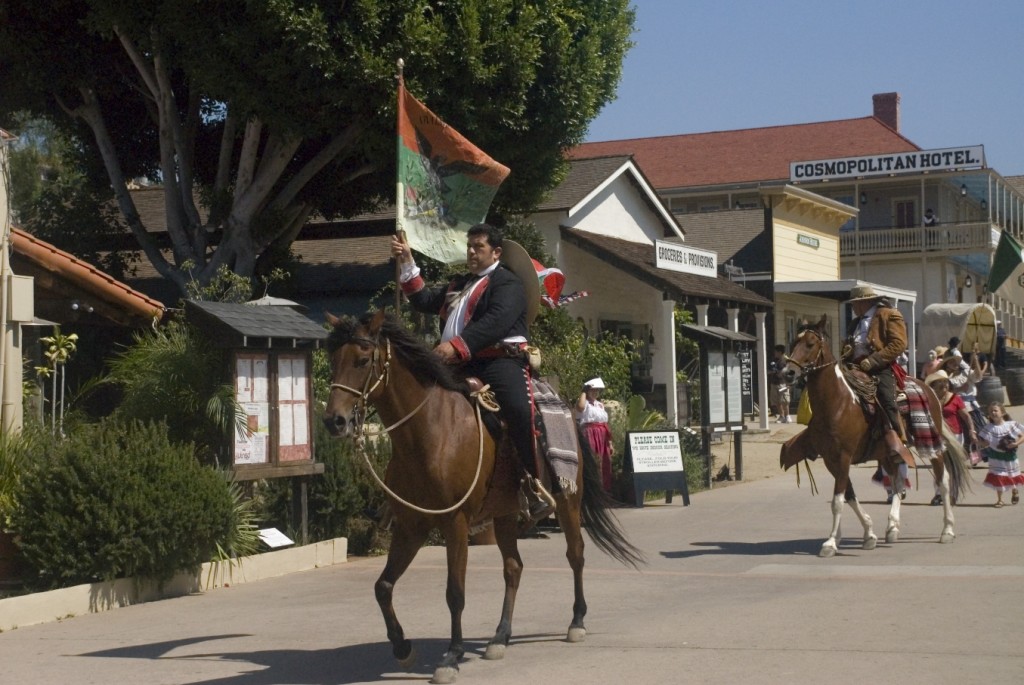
[576,377,614,493]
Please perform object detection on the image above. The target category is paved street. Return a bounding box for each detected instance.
[1,442,1021,685]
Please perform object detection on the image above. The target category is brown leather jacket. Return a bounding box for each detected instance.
[848,304,908,372]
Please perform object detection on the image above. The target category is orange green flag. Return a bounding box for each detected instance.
[397,77,510,265]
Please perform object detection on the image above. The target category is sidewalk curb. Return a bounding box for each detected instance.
[0,537,347,632]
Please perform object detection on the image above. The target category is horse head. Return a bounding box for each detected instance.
[783,314,834,383]
[323,310,391,439]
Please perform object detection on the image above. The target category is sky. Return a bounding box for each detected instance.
[586,0,1024,176]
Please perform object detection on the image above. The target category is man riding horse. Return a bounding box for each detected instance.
[390,222,556,523]
[844,285,914,468]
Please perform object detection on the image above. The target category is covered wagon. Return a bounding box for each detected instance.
[919,303,997,359]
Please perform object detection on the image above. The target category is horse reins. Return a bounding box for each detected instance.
[329,334,487,516]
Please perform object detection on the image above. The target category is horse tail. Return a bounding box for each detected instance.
[939,422,973,503]
[578,431,646,569]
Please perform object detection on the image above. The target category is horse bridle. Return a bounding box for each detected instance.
[329,335,392,434]
[784,329,836,375]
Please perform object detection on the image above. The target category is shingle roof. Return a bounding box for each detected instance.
[560,227,772,308]
[536,155,633,210]
[570,117,920,189]
[674,209,771,271]
[185,300,327,348]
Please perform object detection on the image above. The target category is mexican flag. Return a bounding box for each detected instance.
[987,230,1024,306]
[397,78,510,265]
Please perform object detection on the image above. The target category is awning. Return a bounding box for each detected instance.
[679,324,757,344]
[773,279,916,305]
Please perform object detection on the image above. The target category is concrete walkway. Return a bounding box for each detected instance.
[1,414,1021,684]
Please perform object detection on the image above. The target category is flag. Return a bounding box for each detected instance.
[987,231,1024,306]
[397,78,510,265]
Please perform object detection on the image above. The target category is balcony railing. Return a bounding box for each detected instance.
[840,221,997,257]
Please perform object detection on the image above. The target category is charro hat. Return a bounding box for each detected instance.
[925,369,950,386]
[847,285,882,303]
[584,377,605,389]
[499,239,540,327]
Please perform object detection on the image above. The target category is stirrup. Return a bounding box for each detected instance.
[520,477,556,523]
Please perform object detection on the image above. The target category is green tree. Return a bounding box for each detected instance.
[0,1,634,295]
[6,114,138,280]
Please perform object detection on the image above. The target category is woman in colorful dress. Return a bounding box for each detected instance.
[576,377,614,493]
[976,402,1024,507]
[926,369,976,505]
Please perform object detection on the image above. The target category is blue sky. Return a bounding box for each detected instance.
[586,0,1024,175]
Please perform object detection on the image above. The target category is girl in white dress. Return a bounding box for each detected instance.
[976,402,1024,507]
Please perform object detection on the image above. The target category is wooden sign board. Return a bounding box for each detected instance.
[624,430,690,507]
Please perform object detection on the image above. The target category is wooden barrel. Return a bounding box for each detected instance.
[999,369,1024,406]
[977,376,1007,408]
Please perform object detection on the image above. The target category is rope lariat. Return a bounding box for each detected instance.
[330,334,488,516]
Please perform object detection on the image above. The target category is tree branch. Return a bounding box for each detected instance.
[268,120,367,213]
[235,118,263,198]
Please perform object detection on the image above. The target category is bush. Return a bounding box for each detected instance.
[9,419,234,589]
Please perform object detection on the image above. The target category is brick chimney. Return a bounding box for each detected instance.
[872,92,900,132]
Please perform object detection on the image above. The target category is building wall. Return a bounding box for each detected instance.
[773,220,840,282]
[566,174,670,244]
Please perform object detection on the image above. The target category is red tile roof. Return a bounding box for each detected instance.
[571,117,920,189]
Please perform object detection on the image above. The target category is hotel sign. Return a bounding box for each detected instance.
[655,240,717,278]
[790,145,986,183]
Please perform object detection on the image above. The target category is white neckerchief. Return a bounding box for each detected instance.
[441,261,500,343]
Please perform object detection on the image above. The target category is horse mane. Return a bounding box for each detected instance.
[327,312,466,394]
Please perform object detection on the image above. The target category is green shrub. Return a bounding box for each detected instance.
[9,419,234,589]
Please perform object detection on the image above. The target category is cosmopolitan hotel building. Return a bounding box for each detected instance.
[573,92,1024,372]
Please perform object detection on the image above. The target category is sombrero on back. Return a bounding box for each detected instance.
[499,239,540,327]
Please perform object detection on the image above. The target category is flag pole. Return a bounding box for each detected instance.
[394,57,407,312]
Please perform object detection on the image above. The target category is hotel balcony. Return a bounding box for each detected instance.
[840,221,999,258]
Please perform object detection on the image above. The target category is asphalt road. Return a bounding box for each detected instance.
[0,452,1021,685]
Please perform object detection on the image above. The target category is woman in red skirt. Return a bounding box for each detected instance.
[576,377,614,493]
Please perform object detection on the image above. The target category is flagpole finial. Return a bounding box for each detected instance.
[396,58,404,78]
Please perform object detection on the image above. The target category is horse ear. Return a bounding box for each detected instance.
[325,312,341,327]
[368,309,387,335]
[817,314,828,328]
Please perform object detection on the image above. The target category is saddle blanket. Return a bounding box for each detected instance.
[900,382,942,462]
[532,378,579,494]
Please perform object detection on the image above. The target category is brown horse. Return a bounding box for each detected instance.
[323,311,642,684]
[779,315,970,558]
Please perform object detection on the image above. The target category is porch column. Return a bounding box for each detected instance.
[727,307,739,332]
[755,311,769,430]
[663,299,679,426]
[696,303,709,326]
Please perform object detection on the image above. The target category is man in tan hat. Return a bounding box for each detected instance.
[391,223,554,521]
[845,285,913,467]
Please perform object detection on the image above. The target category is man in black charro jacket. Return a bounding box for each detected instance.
[390,223,554,521]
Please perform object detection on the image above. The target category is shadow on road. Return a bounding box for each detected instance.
[76,632,570,684]
[660,538,822,558]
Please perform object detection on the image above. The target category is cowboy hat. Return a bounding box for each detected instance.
[499,239,540,327]
[847,285,882,303]
[584,377,605,389]
[925,369,949,386]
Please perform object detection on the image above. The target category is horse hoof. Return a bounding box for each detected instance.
[818,545,836,558]
[566,626,587,643]
[886,531,899,544]
[397,645,417,670]
[940,532,955,544]
[863,536,877,550]
[431,665,459,684]
[483,643,506,660]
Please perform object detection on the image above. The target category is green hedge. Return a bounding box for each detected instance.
[10,419,234,589]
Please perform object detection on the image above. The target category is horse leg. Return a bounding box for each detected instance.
[842,481,877,550]
[483,514,524,661]
[820,488,846,558]
[376,524,430,670]
[432,516,471,685]
[556,492,587,643]
[884,458,904,543]
[934,458,956,543]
